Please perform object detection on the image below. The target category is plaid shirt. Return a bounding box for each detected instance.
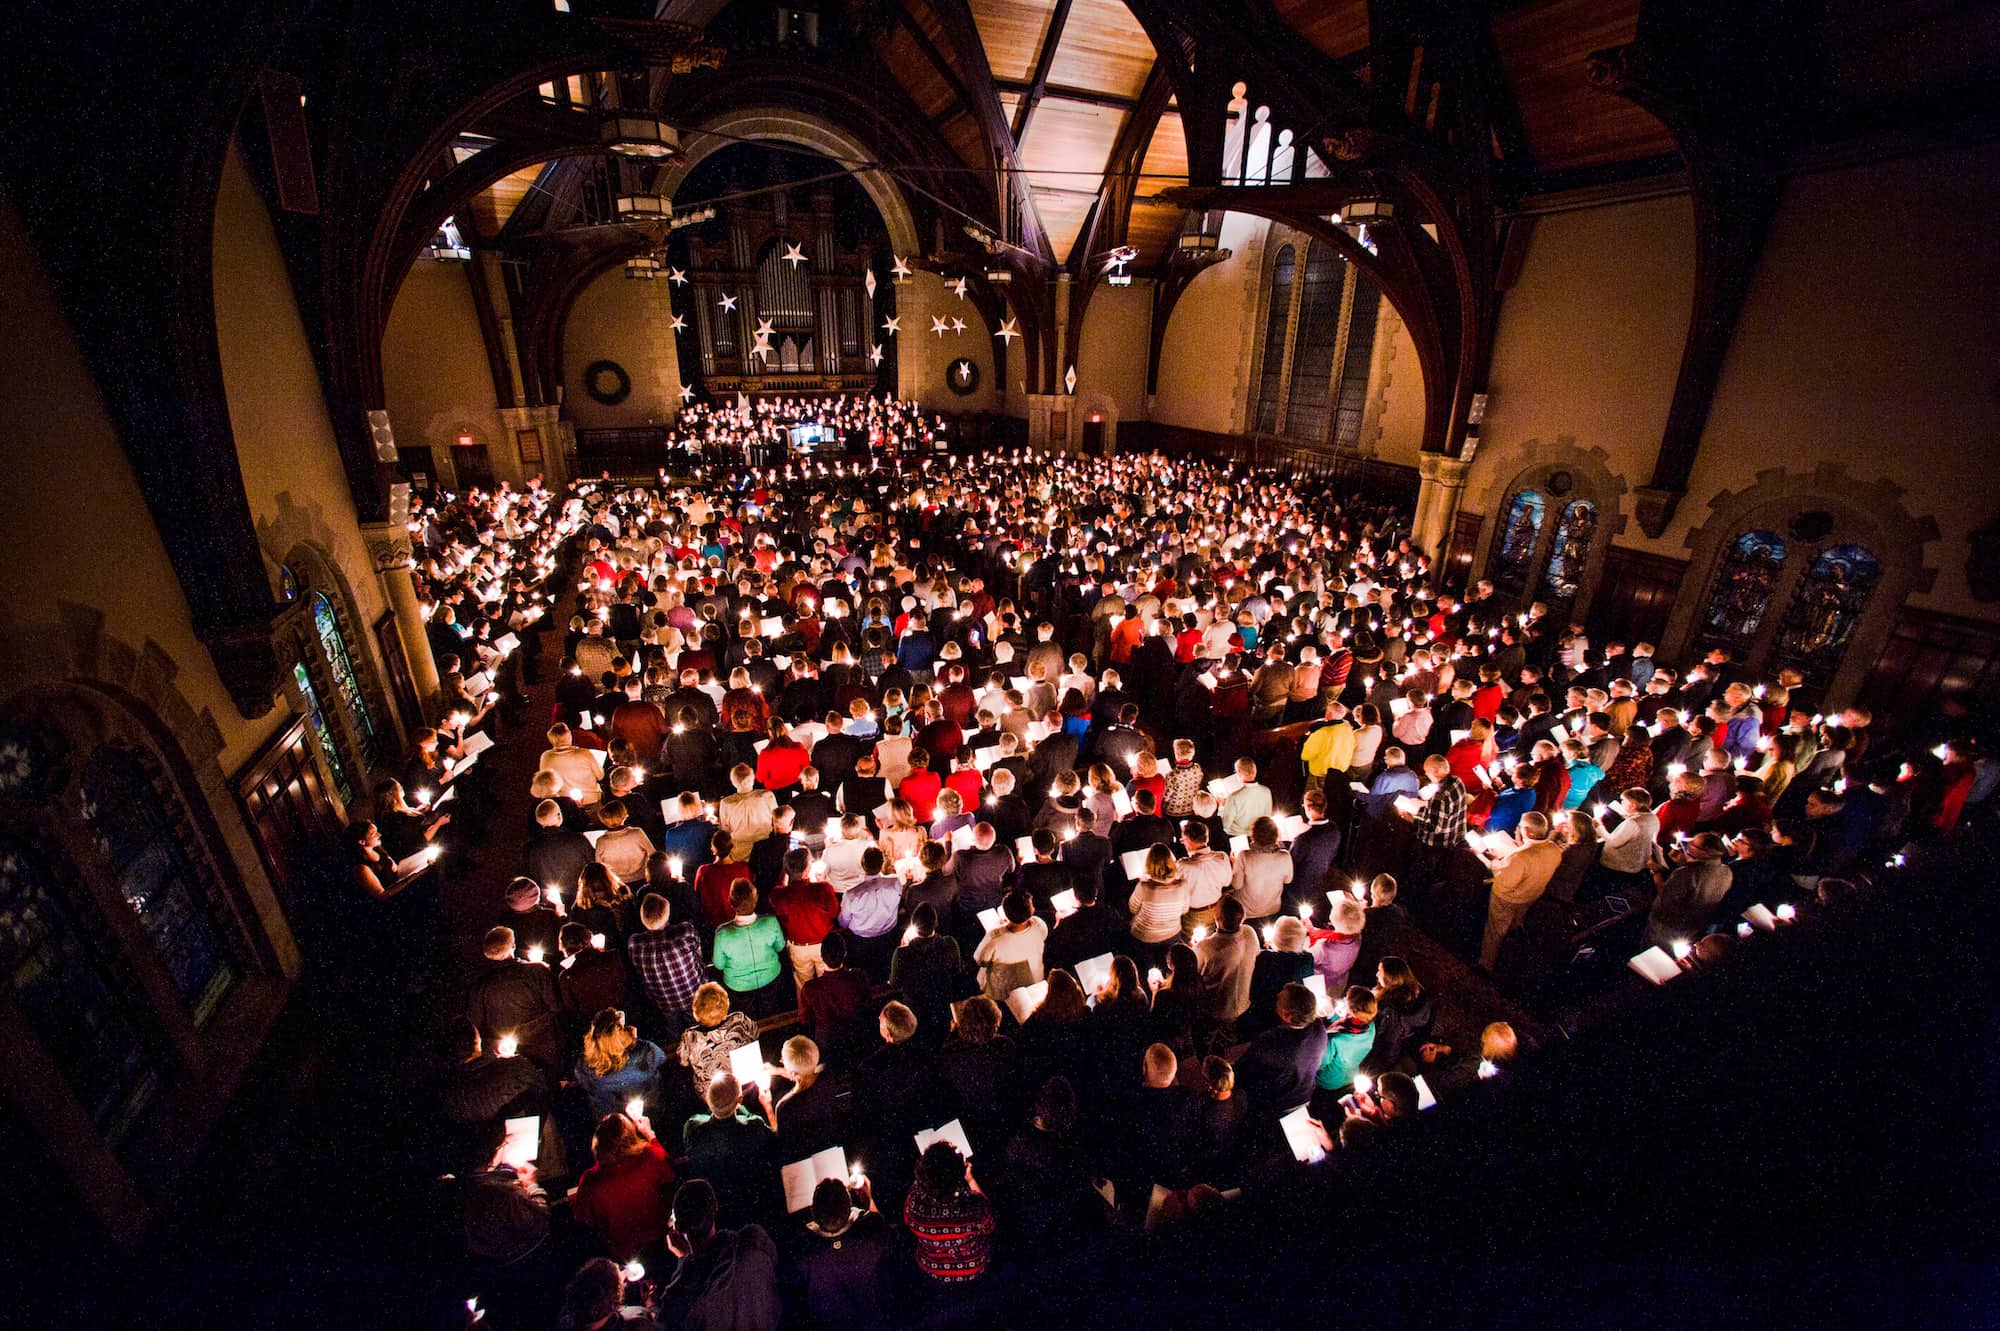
[1415,776,1468,848]
[627,922,704,1017]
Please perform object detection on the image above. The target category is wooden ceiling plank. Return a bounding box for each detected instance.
[1012,0,1075,146]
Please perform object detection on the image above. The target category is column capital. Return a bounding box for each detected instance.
[1418,451,1474,486]
[357,520,414,573]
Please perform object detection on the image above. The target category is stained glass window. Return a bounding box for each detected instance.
[1283,242,1346,442]
[1253,244,1294,434]
[296,661,351,804]
[1331,272,1380,452]
[312,592,379,769]
[1490,490,1546,593]
[0,835,162,1144]
[1771,543,1880,685]
[79,748,235,1024]
[1539,500,1599,605]
[1699,529,1788,652]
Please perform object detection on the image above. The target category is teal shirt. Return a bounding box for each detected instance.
[1316,1023,1376,1091]
[1562,761,1606,809]
[713,914,786,991]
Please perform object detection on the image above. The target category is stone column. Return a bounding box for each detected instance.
[361,522,441,711]
[1411,452,1474,560]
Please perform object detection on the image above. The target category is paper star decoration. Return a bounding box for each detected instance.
[891,254,913,280]
[864,268,878,298]
[996,317,1021,345]
[753,317,775,340]
[717,293,737,312]
[952,276,969,299]
[868,343,884,367]
[950,316,967,334]
[881,315,901,336]
[670,313,687,332]
[782,242,807,268]
[678,383,695,403]
[930,315,949,337]
[667,267,688,286]
[752,334,773,358]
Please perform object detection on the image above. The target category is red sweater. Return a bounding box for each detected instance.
[772,878,840,945]
[572,1140,676,1261]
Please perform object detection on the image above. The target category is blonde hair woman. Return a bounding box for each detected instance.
[675,982,759,1088]
[1127,843,1190,962]
[877,797,926,865]
[574,1007,669,1119]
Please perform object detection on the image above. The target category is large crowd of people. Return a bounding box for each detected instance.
[339,395,1995,1329]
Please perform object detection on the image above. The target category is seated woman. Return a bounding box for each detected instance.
[676,982,760,1091]
[571,1111,678,1262]
[1126,844,1189,968]
[574,1007,670,1121]
[973,890,1048,1005]
[573,862,635,940]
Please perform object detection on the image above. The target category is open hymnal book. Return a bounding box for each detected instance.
[464,671,492,698]
[1391,795,1424,818]
[1049,889,1079,918]
[1627,946,1683,985]
[1465,830,1516,861]
[873,801,898,825]
[970,746,1001,771]
[1229,833,1251,854]
[1278,1105,1326,1164]
[976,906,1006,934]
[781,1146,852,1214]
[1389,698,1412,719]
[500,1115,540,1168]
[1120,848,1152,880]
[1413,1075,1439,1111]
[491,632,519,657]
[584,829,608,847]
[1015,835,1037,860]
[461,730,496,759]
[914,1118,975,1159]
[1742,903,1779,932]
[1005,980,1048,1024]
[1111,788,1133,818]
[1301,973,1334,1017]
[761,616,785,638]
[1072,952,1114,996]
[1274,814,1309,842]
[1207,773,1245,800]
[950,824,978,852]
[729,1041,769,1087]
[391,846,439,881]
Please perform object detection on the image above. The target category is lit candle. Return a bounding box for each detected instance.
[1670,939,1692,960]
[544,885,562,907]
[590,932,606,949]
[1353,1073,1373,1096]
[496,1033,519,1058]
[1775,903,1797,921]
[1476,1059,1499,1080]
[625,1097,645,1120]
[668,856,684,879]
[525,945,545,965]
[622,1261,645,1283]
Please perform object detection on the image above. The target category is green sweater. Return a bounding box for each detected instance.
[713,915,786,991]
[1316,1022,1376,1091]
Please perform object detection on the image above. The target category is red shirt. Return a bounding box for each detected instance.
[899,770,944,822]
[1471,684,1505,722]
[945,768,984,811]
[1446,738,1489,787]
[1656,795,1702,844]
[771,878,840,945]
[572,1141,676,1261]
[756,738,809,791]
[696,861,751,927]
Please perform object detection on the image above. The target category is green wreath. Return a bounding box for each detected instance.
[582,359,632,406]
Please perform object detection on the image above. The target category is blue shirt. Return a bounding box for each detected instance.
[1487,785,1539,835]
[575,1038,669,1119]
[1562,762,1606,809]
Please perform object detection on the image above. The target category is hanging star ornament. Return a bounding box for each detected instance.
[891,254,913,281]
[952,276,970,299]
[752,333,773,358]
[753,317,776,340]
[930,315,949,337]
[717,292,737,312]
[996,317,1021,345]
[678,383,695,403]
[864,268,878,298]
[670,313,687,332]
[667,267,688,286]
[868,343,884,368]
[881,314,901,336]
[782,242,807,268]
[950,316,967,334]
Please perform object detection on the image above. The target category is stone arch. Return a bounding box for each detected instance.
[1469,436,1631,624]
[1661,464,1939,707]
[652,107,921,258]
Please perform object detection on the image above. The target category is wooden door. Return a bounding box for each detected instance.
[233,715,343,917]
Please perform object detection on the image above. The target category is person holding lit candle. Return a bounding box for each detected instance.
[573,1007,668,1121]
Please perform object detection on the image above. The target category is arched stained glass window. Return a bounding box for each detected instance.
[311,592,379,770]
[1699,530,1788,652]
[1253,244,1294,434]
[0,835,163,1143]
[1540,500,1599,604]
[295,661,351,805]
[1489,490,1546,593]
[79,748,236,1023]
[1771,544,1880,686]
[1283,241,1346,441]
